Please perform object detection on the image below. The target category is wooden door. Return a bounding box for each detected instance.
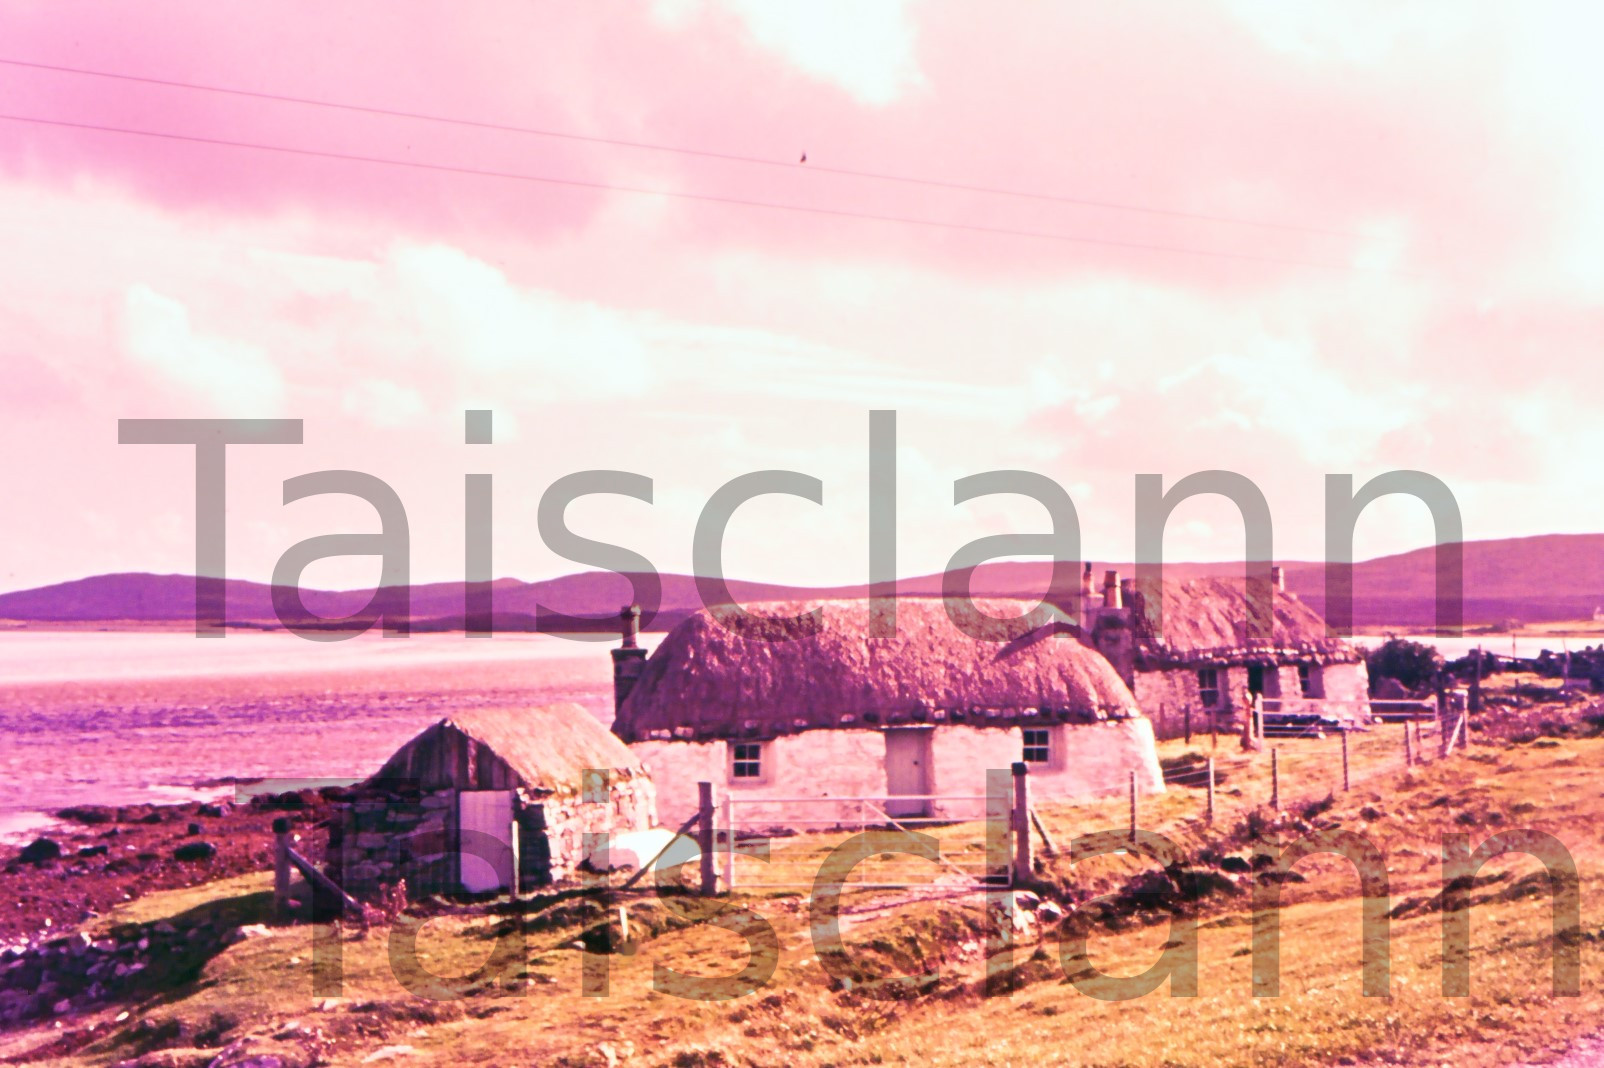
[458,790,517,894]
[884,729,933,818]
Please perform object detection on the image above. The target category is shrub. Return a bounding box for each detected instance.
[1366,637,1443,694]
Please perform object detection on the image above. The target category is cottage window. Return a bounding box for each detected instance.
[1022,728,1051,765]
[1298,663,1323,698]
[1197,668,1221,707]
[731,742,764,780]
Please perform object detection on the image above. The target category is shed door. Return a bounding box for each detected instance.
[884,729,932,818]
[458,790,517,894]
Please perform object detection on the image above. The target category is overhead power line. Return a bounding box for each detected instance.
[0,110,1371,273]
[0,56,1352,240]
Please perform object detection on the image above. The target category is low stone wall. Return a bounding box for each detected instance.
[0,914,243,1025]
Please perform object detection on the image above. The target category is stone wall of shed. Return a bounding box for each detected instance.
[525,776,657,885]
[327,790,454,901]
[330,776,656,898]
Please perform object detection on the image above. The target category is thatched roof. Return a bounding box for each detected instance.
[1128,577,1357,666]
[613,598,1142,742]
[368,702,645,796]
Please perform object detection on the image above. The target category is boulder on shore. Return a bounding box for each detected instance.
[17,839,62,865]
[56,805,116,825]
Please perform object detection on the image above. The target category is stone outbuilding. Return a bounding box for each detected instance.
[1076,565,1368,740]
[610,597,1164,827]
[329,702,656,899]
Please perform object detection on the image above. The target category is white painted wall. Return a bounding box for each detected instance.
[632,730,888,828]
[632,719,1165,828]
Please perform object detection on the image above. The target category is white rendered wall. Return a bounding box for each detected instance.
[633,719,1165,829]
[1319,662,1370,707]
[927,720,1165,821]
[633,730,888,828]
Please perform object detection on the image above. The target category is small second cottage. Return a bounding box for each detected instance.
[1076,566,1369,739]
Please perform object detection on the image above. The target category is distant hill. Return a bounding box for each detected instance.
[1279,533,1604,627]
[2,533,1602,630]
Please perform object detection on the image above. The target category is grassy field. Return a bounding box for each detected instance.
[7,721,1603,1067]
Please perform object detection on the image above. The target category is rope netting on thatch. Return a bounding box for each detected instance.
[614,598,1142,742]
[1128,576,1358,667]
[371,702,647,795]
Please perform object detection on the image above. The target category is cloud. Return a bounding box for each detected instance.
[655,0,924,105]
[120,284,284,413]
[384,244,657,398]
[1,4,1603,587]
[340,379,427,429]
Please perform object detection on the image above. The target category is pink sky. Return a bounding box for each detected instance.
[1,1,1601,592]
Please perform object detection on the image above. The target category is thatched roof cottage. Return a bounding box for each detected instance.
[329,702,656,899]
[611,598,1164,827]
[1076,566,1367,739]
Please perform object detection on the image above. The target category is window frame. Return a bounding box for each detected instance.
[1298,662,1323,699]
[729,741,767,783]
[1197,667,1221,708]
[1022,726,1052,766]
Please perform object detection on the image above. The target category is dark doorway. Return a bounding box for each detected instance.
[1247,664,1266,695]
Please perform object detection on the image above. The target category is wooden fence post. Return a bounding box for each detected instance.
[1470,645,1483,712]
[697,782,716,896]
[1011,763,1031,883]
[722,794,735,891]
[273,817,291,920]
[1341,731,1351,792]
[1404,722,1413,767]
[1270,749,1280,811]
[1128,770,1138,843]
[1184,705,1192,745]
[1438,696,1451,759]
[1205,758,1216,825]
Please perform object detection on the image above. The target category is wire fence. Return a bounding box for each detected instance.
[722,793,1009,891]
[1158,712,1468,823]
[687,712,1476,895]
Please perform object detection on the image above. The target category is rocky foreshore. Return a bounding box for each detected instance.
[0,791,333,949]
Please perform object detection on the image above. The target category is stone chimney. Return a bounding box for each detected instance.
[1270,565,1285,592]
[611,605,648,715]
[1102,569,1122,610]
[1080,561,1096,599]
